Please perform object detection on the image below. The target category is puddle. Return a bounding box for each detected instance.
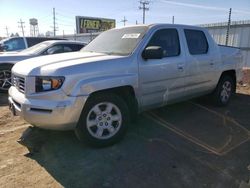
[145,102,249,155]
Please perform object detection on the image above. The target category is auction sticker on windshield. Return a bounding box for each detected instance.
[122,33,141,39]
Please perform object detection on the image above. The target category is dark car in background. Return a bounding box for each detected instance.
[0,40,86,91]
[0,37,66,52]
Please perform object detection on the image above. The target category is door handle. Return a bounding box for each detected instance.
[177,64,184,71]
[209,61,215,66]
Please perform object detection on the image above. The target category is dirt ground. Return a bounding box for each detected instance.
[0,85,250,188]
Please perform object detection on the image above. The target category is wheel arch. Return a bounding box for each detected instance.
[88,85,139,122]
[220,70,236,92]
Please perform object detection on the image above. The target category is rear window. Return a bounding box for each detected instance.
[184,29,208,55]
[26,37,65,47]
[64,44,84,51]
[26,38,47,47]
[3,38,26,51]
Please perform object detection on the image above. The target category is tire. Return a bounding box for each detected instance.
[212,75,235,106]
[75,93,130,147]
[0,65,13,93]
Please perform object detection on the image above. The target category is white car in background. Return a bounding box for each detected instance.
[0,37,65,52]
[0,40,86,91]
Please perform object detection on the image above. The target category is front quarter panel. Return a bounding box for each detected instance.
[61,56,139,98]
[71,74,138,96]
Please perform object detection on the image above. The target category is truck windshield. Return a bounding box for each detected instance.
[82,26,148,56]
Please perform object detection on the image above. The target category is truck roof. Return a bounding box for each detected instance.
[115,23,207,31]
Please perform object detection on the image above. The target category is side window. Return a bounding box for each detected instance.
[147,29,180,57]
[184,29,208,55]
[4,38,25,51]
[63,44,84,51]
[63,46,73,53]
[45,45,64,55]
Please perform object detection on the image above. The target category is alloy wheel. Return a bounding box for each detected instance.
[220,81,232,103]
[86,102,122,140]
[0,70,12,91]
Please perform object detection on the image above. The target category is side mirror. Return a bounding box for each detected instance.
[2,44,8,51]
[142,46,163,60]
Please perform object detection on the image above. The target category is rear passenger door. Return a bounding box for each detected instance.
[139,28,187,108]
[184,29,218,96]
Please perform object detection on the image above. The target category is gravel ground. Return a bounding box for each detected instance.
[0,86,250,188]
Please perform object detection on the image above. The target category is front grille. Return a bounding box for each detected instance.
[13,75,25,93]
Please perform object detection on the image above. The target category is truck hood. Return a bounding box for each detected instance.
[12,52,125,76]
[0,52,35,64]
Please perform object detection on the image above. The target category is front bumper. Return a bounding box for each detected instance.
[8,86,87,130]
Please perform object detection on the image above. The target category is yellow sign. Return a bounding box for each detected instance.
[76,16,116,33]
[82,20,100,30]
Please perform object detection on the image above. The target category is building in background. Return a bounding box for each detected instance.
[75,16,115,34]
[201,20,250,67]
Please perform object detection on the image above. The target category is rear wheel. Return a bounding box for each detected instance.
[212,75,235,106]
[0,65,12,92]
[75,93,130,147]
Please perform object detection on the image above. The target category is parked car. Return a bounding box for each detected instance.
[9,24,243,147]
[0,37,66,52]
[0,40,86,91]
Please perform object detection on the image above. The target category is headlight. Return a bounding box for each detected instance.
[35,76,64,92]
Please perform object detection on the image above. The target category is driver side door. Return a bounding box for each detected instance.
[138,28,187,109]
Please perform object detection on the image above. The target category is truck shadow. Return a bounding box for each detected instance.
[17,92,250,187]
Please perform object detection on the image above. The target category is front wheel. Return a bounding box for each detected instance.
[0,65,12,92]
[212,75,235,106]
[75,93,130,147]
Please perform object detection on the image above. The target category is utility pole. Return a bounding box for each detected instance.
[18,19,25,37]
[121,16,128,26]
[172,16,175,24]
[5,26,9,37]
[139,1,149,24]
[53,7,56,36]
[74,29,76,41]
[225,8,232,46]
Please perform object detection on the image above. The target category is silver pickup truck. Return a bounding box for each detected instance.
[8,24,243,147]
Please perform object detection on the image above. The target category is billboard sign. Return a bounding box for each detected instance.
[76,16,116,33]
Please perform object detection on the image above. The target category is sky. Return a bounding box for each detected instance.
[0,0,250,37]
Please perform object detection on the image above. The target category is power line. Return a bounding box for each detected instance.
[56,13,74,20]
[39,14,52,22]
[139,1,149,24]
[56,18,75,24]
[18,19,25,37]
[121,16,128,26]
[58,23,74,27]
